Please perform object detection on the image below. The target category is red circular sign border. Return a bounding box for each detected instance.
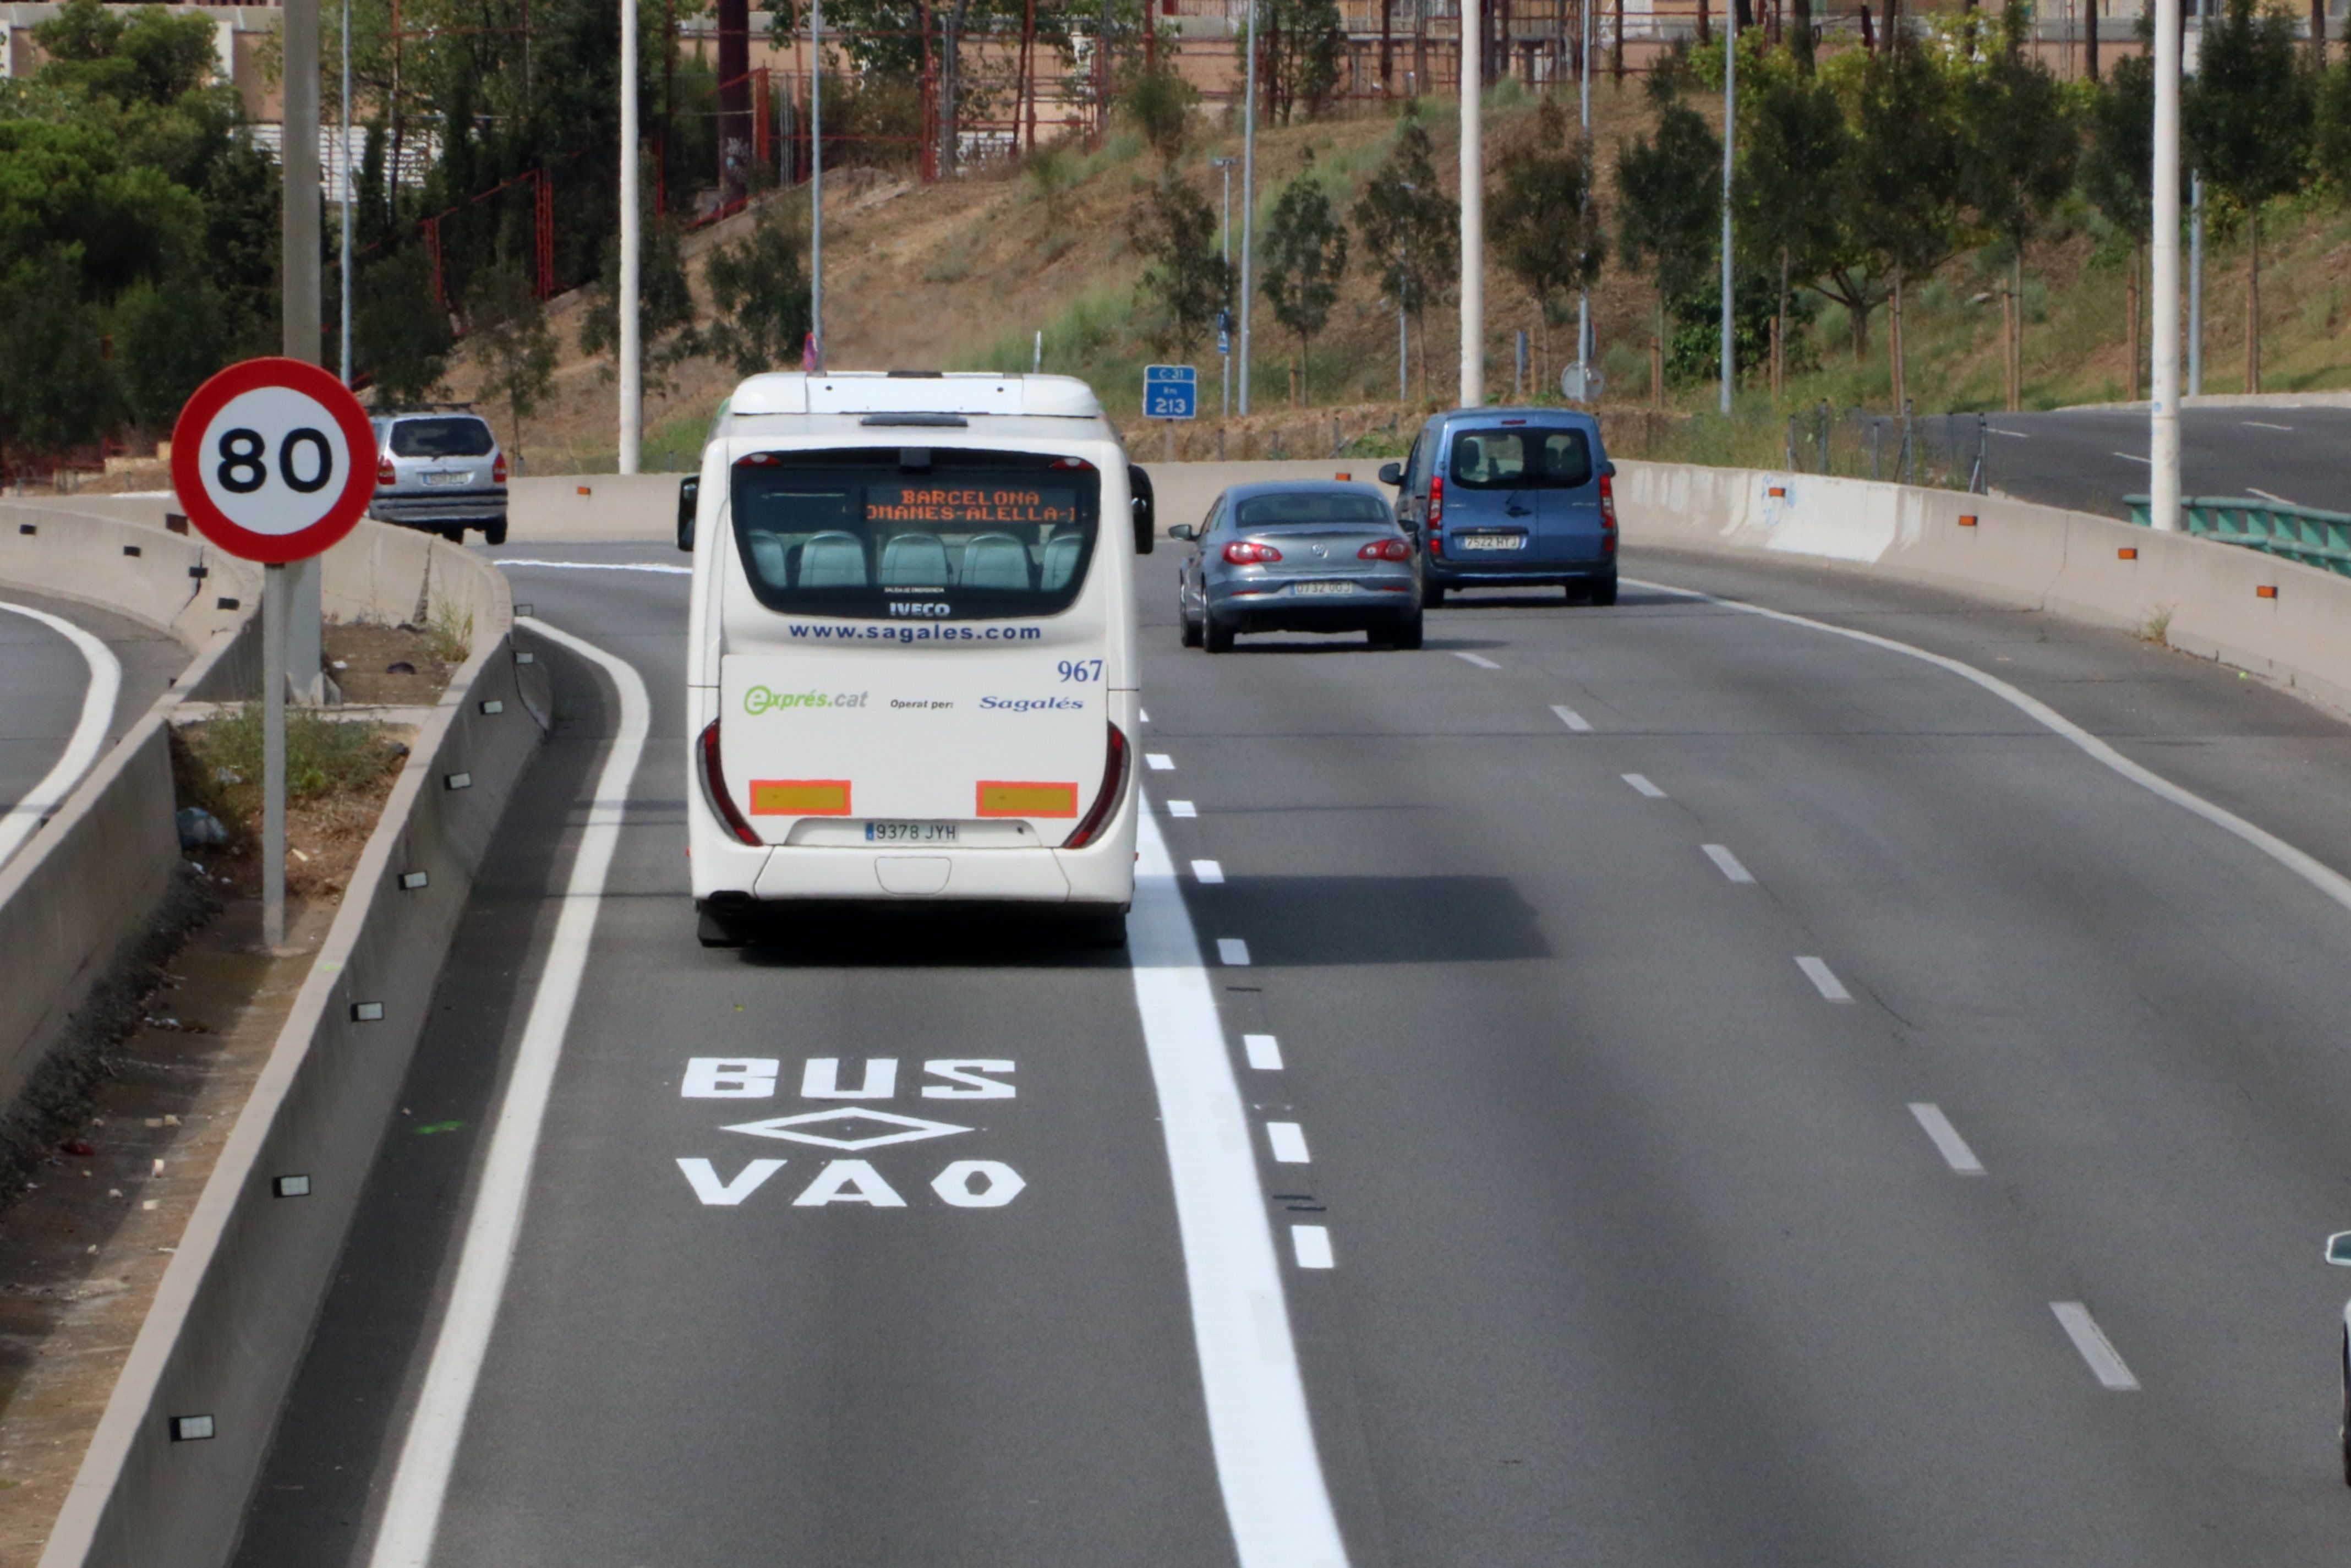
[169,358,378,564]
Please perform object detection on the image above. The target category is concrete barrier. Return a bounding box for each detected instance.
[1618,463,2351,717]
[0,501,260,649]
[33,545,543,1568]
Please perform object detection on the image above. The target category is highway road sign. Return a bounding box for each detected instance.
[1144,364,1198,420]
[169,357,376,564]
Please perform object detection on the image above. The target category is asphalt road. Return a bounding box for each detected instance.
[235,540,2351,1566]
[0,589,183,857]
[1926,405,2351,518]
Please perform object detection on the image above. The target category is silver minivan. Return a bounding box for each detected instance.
[1380,407,1616,605]
[368,409,509,544]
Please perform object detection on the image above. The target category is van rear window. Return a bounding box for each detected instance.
[730,447,1099,620]
[1448,427,1593,489]
[390,417,495,457]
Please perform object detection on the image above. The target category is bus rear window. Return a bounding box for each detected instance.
[730,448,1099,619]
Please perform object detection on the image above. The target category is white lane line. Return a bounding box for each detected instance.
[367,619,650,1568]
[1192,859,1226,884]
[1217,937,1253,966]
[1629,578,2351,928]
[491,559,690,573]
[1141,707,1152,723]
[2248,487,2303,508]
[1265,1122,1311,1163]
[1147,752,1177,771]
[2110,451,2154,465]
[1291,1225,1335,1269]
[1622,773,1667,798]
[2242,420,2294,431]
[1702,844,1756,883]
[1243,1033,1284,1070]
[1453,651,1501,669]
[1168,799,1199,818]
[1907,1103,1986,1174]
[1795,956,1853,1002]
[2051,1302,2140,1390]
[1549,703,1594,733]
[1990,428,2032,439]
[1129,802,1351,1564]
[0,602,122,869]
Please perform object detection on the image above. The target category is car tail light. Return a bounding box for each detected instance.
[1428,474,1445,527]
[1063,722,1129,849]
[491,452,507,485]
[1599,472,1617,529]
[696,720,761,845]
[376,454,395,487]
[1223,540,1282,565]
[1358,538,1412,561]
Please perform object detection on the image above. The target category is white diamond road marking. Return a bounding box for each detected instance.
[721,1107,972,1150]
[1217,937,1251,966]
[1168,800,1198,818]
[1702,844,1755,883]
[1550,703,1593,733]
[1192,859,1225,884]
[1292,1225,1335,1268]
[1622,773,1666,797]
[1146,753,1177,771]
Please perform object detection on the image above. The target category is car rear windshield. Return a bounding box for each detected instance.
[1447,427,1593,489]
[390,417,495,457]
[730,447,1100,620]
[1233,491,1390,528]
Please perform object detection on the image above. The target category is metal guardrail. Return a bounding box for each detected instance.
[2123,494,2351,577]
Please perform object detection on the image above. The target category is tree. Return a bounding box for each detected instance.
[357,247,455,405]
[581,217,697,393]
[2186,0,2316,392]
[702,199,814,375]
[0,255,119,466]
[1846,37,1967,408]
[116,277,246,430]
[466,256,558,465]
[1963,1,2075,411]
[1238,0,1347,125]
[2319,59,2351,198]
[1738,53,1850,392]
[1129,174,1228,360]
[2080,43,2156,398]
[1353,107,1457,400]
[1260,172,1348,401]
[1119,63,1199,163]
[1486,101,1603,393]
[1616,72,1720,400]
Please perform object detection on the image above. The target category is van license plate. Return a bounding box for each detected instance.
[865,821,958,844]
[1455,533,1526,551]
[1293,581,1354,595]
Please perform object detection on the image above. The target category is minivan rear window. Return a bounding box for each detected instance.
[1234,492,1390,527]
[1447,427,1593,489]
[730,447,1099,620]
[389,417,496,457]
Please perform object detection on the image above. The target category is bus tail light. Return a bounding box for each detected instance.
[696,720,761,845]
[1062,722,1130,849]
[1223,540,1282,565]
[1358,538,1412,561]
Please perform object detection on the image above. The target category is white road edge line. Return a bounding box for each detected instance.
[1243,1033,1284,1070]
[366,618,650,1568]
[1265,1122,1311,1163]
[1550,703,1593,733]
[1702,844,1756,883]
[490,559,691,573]
[2248,486,2303,508]
[2242,420,2294,431]
[1796,956,1853,1002]
[2110,451,2154,465]
[1906,1103,1986,1174]
[2051,1302,2140,1390]
[1622,773,1667,798]
[1453,651,1501,669]
[0,602,122,870]
[1628,577,2351,926]
[1131,800,1351,1565]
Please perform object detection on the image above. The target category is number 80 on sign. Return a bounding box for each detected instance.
[169,357,378,564]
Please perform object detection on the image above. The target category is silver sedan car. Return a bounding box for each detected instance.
[1171,481,1421,652]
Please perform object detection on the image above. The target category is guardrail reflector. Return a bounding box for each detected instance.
[751,779,852,816]
[2118,548,2137,560]
[977,781,1079,818]
[1958,514,1979,527]
[2257,584,2278,599]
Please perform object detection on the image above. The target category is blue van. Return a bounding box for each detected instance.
[1378,407,1617,606]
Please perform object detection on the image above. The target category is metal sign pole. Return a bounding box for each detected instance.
[263,562,288,948]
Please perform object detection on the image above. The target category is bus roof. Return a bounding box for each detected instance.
[726,372,1105,420]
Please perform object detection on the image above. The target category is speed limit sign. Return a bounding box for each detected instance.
[169,357,377,563]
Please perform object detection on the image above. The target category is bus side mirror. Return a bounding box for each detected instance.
[676,476,699,553]
[1129,464,1155,556]
[2327,1232,2351,1266]
[1378,462,1403,487]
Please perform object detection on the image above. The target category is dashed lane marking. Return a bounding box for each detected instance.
[1168,800,1199,818]
[1217,938,1252,966]
[2051,1302,2140,1390]
[1796,956,1853,1002]
[1453,651,1501,669]
[1265,1123,1311,1163]
[1243,1034,1283,1070]
[1192,859,1226,884]
[1907,1103,1986,1174]
[1702,844,1755,883]
[1549,703,1593,733]
[1622,773,1666,798]
[1291,1225,1335,1269]
[1147,753,1177,771]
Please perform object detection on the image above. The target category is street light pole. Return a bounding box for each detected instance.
[810,0,825,368]
[1212,155,1234,417]
[340,0,354,386]
[1459,0,1484,407]
[1239,0,1259,416]
[1718,0,1736,416]
[1575,0,1592,398]
[619,0,642,473]
[2150,0,2182,529]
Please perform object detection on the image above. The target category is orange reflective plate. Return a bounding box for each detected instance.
[750,779,852,816]
[976,781,1079,818]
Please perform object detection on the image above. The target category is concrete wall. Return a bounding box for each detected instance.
[0,501,260,651]
[1618,463,2351,717]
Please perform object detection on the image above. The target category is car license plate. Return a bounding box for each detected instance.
[1293,581,1354,595]
[1455,533,1526,551]
[864,821,958,844]
[422,471,471,487]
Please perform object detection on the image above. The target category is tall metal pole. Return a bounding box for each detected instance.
[1718,0,1736,416]
[810,0,824,367]
[282,0,324,707]
[1213,156,1234,417]
[340,0,354,386]
[1239,0,1259,416]
[2150,0,2182,529]
[1575,0,1592,396]
[1459,0,1484,407]
[619,0,642,472]
[2188,173,2204,396]
[262,564,287,948]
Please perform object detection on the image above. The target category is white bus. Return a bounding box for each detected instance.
[680,371,1152,947]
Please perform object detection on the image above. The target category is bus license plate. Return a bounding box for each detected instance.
[1455,533,1526,551]
[865,821,958,844]
[1293,581,1354,595]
